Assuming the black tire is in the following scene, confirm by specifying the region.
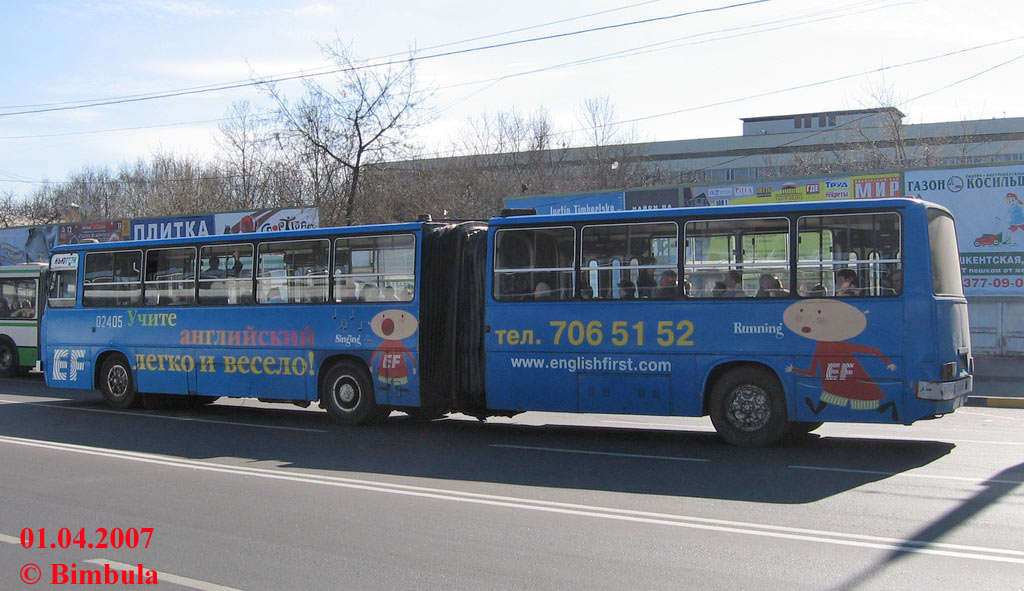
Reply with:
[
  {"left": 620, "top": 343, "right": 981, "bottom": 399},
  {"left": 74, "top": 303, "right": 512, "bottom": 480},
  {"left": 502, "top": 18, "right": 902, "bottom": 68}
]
[
  {"left": 99, "top": 355, "right": 140, "bottom": 409},
  {"left": 186, "top": 395, "right": 219, "bottom": 409},
  {"left": 404, "top": 407, "right": 447, "bottom": 422},
  {"left": 320, "top": 361, "right": 386, "bottom": 425},
  {"left": 709, "top": 367, "right": 789, "bottom": 447},
  {"left": 0, "top": 340, "right": 19, "bottom": 378}
]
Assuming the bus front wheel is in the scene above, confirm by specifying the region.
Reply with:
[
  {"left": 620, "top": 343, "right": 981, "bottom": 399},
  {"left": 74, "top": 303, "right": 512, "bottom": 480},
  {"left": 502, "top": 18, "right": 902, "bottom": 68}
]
[
  {"left": 99, "top": 355, "right": 140, "bottom": 409},
  {"left": 321, "top": 361, "right": 386, "bottom": 425},
  {"left": 709, "top": 367, "right": 789, "bottom": 447},
  {"left": 0, "top": 341, "right": 19, "bottom": 378}
]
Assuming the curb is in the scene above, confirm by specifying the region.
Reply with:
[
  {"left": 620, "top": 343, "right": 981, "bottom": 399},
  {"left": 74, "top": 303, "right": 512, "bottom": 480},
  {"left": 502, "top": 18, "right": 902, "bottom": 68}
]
[{"left": 966, "top": 396, "right": 1024, "bottom": 409}]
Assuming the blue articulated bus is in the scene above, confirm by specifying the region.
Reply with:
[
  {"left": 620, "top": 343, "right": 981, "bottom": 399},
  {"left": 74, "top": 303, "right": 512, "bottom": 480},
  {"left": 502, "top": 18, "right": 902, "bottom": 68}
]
[{"left": 42, "top": 198, "right": 973, "bottom": 446}]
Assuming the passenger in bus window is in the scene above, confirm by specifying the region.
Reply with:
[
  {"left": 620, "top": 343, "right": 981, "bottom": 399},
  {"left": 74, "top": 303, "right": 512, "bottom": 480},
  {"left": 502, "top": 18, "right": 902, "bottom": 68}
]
[
  {"left": 807, "top": 283, "right": 827, "bottom": 297},
  {"left": 361, "top": 284, "right": 380, "bottom": 302},
  {"left": 757, "top": 274, "right": 787, "bottom": 298},
  {"left": 712, "top": 281, "right": 727, "bottom": 298},
  {"left": 533, "top": 282, "right": 552, "bottom": 300},
  {"left": 230, "top": 250, "right": 245, "bottom": 277},
  {"left": 724, "top": 270, "right": 745, "bottom": 297},
  {"left": 579, "top": 284, "right": 594, "bottom": 299},
  {"left": 836, "top": 268, "right": 859, "bottom": 296},
  {"left": 656, "top": 270, "right": 678, "bottom": 298},
  {"left": 14, "top": 300, "right": 35, "bottom": 318},
  {"left": 0, "top": 298, "right": 10, "bottom": 317},
  {"left": 204, "top": 256, "right": 224, "bottom": 277},
  {"left": 618, "top": 279, "right": 636, "bottom": 299},
  {"left": 884, "top": 268, "right": 904, "bottom": 295},
  {"left": 636, "top": 259, "right": 657, "bottom": 298}
]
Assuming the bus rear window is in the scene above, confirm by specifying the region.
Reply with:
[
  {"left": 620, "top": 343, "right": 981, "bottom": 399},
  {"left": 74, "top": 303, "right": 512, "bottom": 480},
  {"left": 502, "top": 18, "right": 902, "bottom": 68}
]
[{"left": 928, "top": 209, "right": 964, "bottom": 296}]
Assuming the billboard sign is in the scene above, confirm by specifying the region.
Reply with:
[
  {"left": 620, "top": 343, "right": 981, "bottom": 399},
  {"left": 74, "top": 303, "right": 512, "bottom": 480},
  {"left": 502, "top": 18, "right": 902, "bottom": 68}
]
[
  {"left": 131, "top": 215, "right": 216, "bottom": 241},
  {"left": 0, "top": 225, "right": 58, "bottom": 265},
  {"left": 699, "top": 173, "right": 902, "bottom": 206},
  {"left": 504, "top": 193, "right": 625, "bottom": 215},
  {"left": 59, "top": 221, "right": 127, "bottom": 244},
  {"left": 625, "top": 188, "right": 680, "bottom": 210},
  {"left": 906, "top": 165, "right": 1024, "bottom": 296},
  {"left": 215, "top": 208, "right": 319, "bottom": 234}
]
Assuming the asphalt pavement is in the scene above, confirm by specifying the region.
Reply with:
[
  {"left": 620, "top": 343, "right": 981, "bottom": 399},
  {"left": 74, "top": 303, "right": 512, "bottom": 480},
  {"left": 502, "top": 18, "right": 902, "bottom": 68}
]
[{"left": 0, "top": 374, "right": 1021, "bottom": 590}]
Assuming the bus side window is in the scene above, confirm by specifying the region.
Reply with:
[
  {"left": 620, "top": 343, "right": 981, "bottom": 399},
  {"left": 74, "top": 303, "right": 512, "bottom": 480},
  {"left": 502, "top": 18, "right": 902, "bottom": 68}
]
[
  {"left": 797, "top": 213, "right": 901, "bottom": 298},
  {"left": 492, "top": 227, "right": 574, "bottom": 302}
]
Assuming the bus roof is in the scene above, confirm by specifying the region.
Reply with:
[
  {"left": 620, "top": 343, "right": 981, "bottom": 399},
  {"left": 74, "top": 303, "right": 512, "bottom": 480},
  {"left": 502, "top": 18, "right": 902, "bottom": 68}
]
[
  {"left": 48, "top": 220, "right": 428, "bottom": 253},
  {"left": 0, "top": 262, "right": 47, "bottom": 275},
  {"left": 487, "top": 197, "right": 946, "bottom": 227}
]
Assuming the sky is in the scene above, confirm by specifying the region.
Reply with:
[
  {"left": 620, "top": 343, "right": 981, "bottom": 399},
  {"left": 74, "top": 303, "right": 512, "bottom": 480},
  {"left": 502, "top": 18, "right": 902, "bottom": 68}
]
[{"left": 2, "top": 0, "right": 1023, "bottom": 199}]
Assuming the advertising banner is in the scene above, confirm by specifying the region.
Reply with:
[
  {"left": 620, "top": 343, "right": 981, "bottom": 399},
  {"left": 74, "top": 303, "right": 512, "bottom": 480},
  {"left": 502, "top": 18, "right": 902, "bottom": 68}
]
[
  {"left": 696, "top": 173, "right": 902, "bottom": 206},
  {"left": 131, "top": 215, "right": 216, "bottom": 241},
  {"left": 59, "top": 221, "right": 127, "bottom": 244},
  {"left": 624, "top": 188, "right": 680, "bottom": 210},
  {"left": 906, "top": 165, "right": 1024, "bottom": 296},
  {"left": 215, "top": 208, "right": 319, "bottom": 234},
  {"left": 0, "top": 225, "right": 58, "bottom": 265},
  {"left": 504, "top": 193, "right": 625, "bottom": 215}
]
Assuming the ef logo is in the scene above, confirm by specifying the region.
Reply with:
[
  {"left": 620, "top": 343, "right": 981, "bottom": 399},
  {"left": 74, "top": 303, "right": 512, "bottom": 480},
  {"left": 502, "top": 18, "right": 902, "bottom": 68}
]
[{"left": 52, "top": 349, "right": 85, "bottom": 381}]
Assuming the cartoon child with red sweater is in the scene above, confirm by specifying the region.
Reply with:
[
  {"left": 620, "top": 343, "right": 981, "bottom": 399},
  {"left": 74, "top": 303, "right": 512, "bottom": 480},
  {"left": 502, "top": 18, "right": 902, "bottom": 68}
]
[
  {"left": 369, "top": 309, "right": 418, "bottom": 392},
  {"left": 784, "top": 299, "right": 899, "bottom": 420}
]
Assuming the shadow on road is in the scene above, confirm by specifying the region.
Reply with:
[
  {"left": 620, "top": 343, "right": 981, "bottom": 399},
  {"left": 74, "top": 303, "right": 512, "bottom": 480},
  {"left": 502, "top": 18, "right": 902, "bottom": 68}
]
[
  {"left": 0, "top": 379, "right": 956, "bottom": 504},
  {"left": 830, "top": 461, "right": 1024, "bottom": 590}
]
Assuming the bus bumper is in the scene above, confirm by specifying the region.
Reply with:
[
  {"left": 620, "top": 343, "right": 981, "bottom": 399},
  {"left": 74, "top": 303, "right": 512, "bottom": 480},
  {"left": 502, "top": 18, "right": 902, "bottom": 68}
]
[{"left": 916, "top": 375, "right": 973, "bottom": 401}]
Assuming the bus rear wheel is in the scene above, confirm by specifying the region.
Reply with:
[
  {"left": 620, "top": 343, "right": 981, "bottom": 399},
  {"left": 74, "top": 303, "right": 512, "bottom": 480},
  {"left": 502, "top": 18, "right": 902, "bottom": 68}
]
[
  {"left": 0, "top": 341, "right": 18, "bottom": 377},
  {"left": 99, "top": 355, "right": 140, "bottom": 409},
  {"left": 321, "top": 361, "right": 386, "bottom": 425},
  {"left": 709, "top": 367, "right": 789, "bottom": 447}
]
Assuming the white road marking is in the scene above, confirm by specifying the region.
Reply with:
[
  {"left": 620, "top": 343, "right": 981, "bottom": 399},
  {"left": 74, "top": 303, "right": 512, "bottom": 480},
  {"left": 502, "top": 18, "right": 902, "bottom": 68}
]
[
  {"left": 491, "top": 444, "right": 708, "bottom": 462},
  {"left": 600, "top": 419, "right": 716, "bottom": 430},
  {"left": 85, "top": 560, "right": 241, "bottom": 591},
  {"left": 789, "top": 465, "right": 1024, "bottom": 485},
  {"left": 0, "top": 399, "right": 327, "bottom": 433},
  {"left": 843, "top": 433, "right": 1024, "bottom": 446},
  {"left": 1, "top": 435, "right": 1022, "bottom": 565},
  {"left": 959, "top": 410, "right": 1024, "bottom": 422},
  {"left": 0, "top": 533, "right": 20, "bottom": 544}
]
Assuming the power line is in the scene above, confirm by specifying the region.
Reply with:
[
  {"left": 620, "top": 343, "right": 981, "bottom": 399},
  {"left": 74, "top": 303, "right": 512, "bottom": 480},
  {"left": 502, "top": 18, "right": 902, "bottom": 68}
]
[
  {"left": 0, "top": 0, "right": 672, "bottom": 112},
  {"left": 0, "top": 0, "right": 880, "bottom": 141},
  {"left": 4, "top": 36, "right": 1021, "bottom": 187},
  {"left": 691, "top": 50, "right": 1024, "bottom": 175},
  {"left": 0, "top": 0, "right": 770, "bottom": 119},
  {"left": 433, "top": 0, "right": 911, "bottom": 114}
]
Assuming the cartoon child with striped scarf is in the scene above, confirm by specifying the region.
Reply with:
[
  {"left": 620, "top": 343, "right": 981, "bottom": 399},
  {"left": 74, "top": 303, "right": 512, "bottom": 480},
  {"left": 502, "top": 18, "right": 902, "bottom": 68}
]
[{"left": 784, "top": 299, "right": 899, "bottom": 420}]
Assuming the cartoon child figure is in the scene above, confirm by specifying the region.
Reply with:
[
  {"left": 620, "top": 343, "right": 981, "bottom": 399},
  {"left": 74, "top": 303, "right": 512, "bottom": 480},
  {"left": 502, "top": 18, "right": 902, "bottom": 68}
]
[
  {"left": 1006, "top": 193, "right": 1024, "bottom": 233},
  {"left": 783, "top": 299, "right": 899, "bottom": 420},
  {"left": 369, "top": 309, "right": 418, "bottom": 392}
]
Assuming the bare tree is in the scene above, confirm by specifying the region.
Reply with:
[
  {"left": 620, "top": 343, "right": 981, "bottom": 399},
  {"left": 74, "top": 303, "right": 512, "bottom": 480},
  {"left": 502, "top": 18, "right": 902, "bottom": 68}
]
[
  {"left": 217, "top": 100, "right": 274, "bottom": 209},
  {"left": 264, "top": 41, "right": 430, "bottom": 225},
  {"left": 0, "top": 191, "right": 21, "bottom": 227}
]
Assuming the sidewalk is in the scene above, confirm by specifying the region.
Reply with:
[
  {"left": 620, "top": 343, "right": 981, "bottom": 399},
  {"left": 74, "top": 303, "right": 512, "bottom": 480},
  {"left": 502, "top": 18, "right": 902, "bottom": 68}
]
[{"left": 966, "top": 356, "right": 1024, "bottom": 408}]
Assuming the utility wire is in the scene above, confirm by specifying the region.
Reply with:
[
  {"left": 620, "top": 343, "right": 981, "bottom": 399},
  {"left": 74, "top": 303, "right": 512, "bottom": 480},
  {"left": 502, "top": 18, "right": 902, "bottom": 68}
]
[
  {"left": 0, "top": 0, "right": 673, "bottom": 111},
  {"left": 0, "top": 0, "right": 770, "bottom": 119}
]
